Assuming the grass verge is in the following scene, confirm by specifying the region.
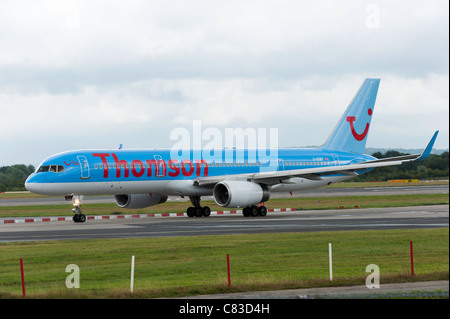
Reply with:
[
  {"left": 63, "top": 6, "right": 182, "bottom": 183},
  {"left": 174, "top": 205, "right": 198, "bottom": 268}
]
[{"left": 0, "top": 228, "right": 448, "bottom": 298}]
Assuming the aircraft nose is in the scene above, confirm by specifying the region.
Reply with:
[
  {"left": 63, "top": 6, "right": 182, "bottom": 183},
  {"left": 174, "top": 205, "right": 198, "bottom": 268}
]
[{"left": 25, "top": 174, "right": 42, "bottom": 194}]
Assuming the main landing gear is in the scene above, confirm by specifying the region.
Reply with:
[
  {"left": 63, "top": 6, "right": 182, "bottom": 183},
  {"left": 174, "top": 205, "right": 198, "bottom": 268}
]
[
  {"left": 242, "top": 205, "right": 267, "bottom": 217},
  {"left": 71, "top": 197, "right": 86, "bottom": 223},
  {"left": 186, "top": 196, "right": 211, "bottom": 217}
]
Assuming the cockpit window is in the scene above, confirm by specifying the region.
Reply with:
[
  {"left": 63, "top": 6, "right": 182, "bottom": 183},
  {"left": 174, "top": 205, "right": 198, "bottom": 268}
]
[
  {"left": 37, "top": 165, "right": 49, "bottom": 173},
  {"left": 37, "top": 165, "right": 65, "bottom": 173}
]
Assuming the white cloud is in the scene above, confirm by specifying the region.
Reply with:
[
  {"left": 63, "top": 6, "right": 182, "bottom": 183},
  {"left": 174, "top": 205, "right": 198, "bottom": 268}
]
[
  {"left": 0, "top": 0, "right": 448, "bottom": 166},
  {"left": 1, "top": 73, "right": 447, "bottom": 143},
  {"left": 1, "top": 1, "right": 447, "bottom": 74}
]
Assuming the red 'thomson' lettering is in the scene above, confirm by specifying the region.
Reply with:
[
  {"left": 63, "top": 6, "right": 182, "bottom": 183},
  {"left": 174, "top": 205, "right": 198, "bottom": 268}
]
[{"left": 92, "top": 153, "right": 208, "bottom": 178}]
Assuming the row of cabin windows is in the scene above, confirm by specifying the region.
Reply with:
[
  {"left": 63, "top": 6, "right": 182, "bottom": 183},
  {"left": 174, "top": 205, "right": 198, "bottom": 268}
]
[
  {"left": 285, "top": 161, "right": 331, "bottom": 167},
  {"left": 92, "top": 160, "right": 331, "bottom": 170},
  {"left": 93, "top": 162, "right": 265, "bottom": 170}
]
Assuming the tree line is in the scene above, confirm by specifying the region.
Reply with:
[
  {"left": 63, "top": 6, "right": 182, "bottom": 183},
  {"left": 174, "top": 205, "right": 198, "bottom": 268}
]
[
  {"left": 0, "top": 151, "right": 448, "bottom": 192},
  {"left": 0, "top": 164, "right": 36, "bottom": 192},
  {"left": 351, "top": 151, "right": 449, "bottom": 182}
]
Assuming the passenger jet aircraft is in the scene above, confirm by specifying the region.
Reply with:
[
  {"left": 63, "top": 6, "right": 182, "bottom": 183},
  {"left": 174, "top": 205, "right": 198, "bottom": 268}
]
[{"left": 25, "top": 79, "right": 439, "bottom": 222}]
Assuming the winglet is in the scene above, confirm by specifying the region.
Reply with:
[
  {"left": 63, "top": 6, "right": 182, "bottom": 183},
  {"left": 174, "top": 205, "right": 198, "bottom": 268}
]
[{"left": 417, "top": 131, "right": 439, "bottom": 160}]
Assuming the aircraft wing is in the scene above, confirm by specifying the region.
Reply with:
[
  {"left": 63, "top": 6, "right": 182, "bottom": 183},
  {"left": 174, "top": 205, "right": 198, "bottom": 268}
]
[{"left": 193, "top": 131, "right": 439, "bottom": 187}]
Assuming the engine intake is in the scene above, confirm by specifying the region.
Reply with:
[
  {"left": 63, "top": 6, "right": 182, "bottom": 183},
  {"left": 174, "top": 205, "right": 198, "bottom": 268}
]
[
  {"left": 114, "top": 193, "right": 168, "bottom": 209},
  {"left": 213, "top": 181, "right": 270, "bottom": 208}
]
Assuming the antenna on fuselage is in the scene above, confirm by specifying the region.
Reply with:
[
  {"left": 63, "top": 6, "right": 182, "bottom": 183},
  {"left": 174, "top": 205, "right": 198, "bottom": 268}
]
[{"left": 119, "top": 144, "right": 123, "bottom": 149}]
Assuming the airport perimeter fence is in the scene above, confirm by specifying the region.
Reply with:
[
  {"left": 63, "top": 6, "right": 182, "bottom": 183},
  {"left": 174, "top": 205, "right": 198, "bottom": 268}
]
[{"left": 1, "top": 231, "right": 447, "bottom": 298}]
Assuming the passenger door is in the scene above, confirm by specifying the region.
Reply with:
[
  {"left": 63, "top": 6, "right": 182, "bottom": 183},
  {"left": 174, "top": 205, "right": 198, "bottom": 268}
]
[
  {"left": 153, "top": 155, "right": 166, "bottom": 177},
  {"left": 77, "top": 155, "right": 90, "bottom": 179},
  {"left": 331, "top": 153, "right": 340, "bottom": 166}
]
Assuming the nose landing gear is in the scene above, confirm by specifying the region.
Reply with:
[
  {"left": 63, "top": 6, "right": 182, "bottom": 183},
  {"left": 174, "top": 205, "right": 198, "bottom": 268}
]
[{"left": 71, "top": 196, "right": 86, "bottom": 223}]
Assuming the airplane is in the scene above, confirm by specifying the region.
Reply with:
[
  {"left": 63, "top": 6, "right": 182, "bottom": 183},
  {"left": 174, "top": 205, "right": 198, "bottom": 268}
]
[{"left": 25, "top": 78, "right": 439, "bottom": 223}]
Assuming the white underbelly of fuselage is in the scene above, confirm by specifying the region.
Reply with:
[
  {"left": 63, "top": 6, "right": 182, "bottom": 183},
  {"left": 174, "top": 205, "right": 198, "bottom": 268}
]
[{"left": 27, "top": 175, "right": 352, "bottom": 197}]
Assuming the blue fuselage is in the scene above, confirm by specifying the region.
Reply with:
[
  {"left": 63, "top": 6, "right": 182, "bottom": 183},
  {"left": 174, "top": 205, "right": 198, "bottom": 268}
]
[{"left": 25, "top": 148, "right": 375, "bottom": 196}]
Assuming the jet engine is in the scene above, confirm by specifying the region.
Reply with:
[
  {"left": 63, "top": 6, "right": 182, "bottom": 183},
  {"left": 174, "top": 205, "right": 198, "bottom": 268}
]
[
  {"left": 213, "top": 181, "right": 270, "bottom": 208},
  {"left": 114, "top": 193, "right": 168, "bottom": 209}
]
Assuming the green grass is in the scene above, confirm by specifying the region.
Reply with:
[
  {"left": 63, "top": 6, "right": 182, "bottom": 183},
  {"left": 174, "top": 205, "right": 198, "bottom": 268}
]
[
  {"left": 0, "top": 194, "right": 448, "bottom": 218},
  {"left": 0, "top": 228, "right": 448, "bottom": 298}
]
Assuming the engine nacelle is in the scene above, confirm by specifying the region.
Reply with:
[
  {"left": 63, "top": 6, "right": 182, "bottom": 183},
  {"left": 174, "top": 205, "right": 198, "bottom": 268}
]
[
  {"left": 114, "top": 193, "right": 168, "bottom": 209},
  {"left": 213, "top": 181, "right": 270, "bottom": 208}
]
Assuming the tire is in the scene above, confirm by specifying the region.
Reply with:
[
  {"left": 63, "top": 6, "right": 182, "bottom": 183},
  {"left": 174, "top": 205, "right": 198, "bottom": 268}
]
[
  {"left": 194, "top": 206, "right": 203, "bottom": 217},
  {"left": 202, "top": 206, "right": 211, "bottom": 217},
  {"left": 258, "top": 206, "right": 267, "bottom": 217},
  {"left": 250, "top": 206, "right": 259, "bottom": 217},
  {"left": 242, "top": 207, "right": 251, "bottom": 217},
  {"left": 187, "top": 207, "right": 195, "bottom": 217},
  {"left": 79, "top": 214, "right": 86, "bottom": 223}
]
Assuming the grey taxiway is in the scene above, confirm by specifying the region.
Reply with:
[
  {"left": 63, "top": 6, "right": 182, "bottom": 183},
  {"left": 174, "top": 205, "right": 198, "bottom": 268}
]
[
  {"left": 0, "top": 183, "right": 448, "bottom": 242},
  {"left": 0, "top": 205, "right": 448, "bottom": 242}
]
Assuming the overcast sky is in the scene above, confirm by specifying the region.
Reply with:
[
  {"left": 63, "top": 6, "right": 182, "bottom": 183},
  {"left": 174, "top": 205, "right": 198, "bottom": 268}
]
[{"left": 0, "top": 0, "right": 448, "bottom": 166}]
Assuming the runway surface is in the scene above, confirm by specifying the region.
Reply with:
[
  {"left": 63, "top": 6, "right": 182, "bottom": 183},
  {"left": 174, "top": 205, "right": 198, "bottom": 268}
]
[
  {"left": 0, "top": 205, "right": 448, "bottom": 242},
  {"left": 182, "top": 280, "right": 449, "bottom": 299}
]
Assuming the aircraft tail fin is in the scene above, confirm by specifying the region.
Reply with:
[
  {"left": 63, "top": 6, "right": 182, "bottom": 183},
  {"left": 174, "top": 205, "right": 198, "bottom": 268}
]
[{"left": 320, "top": 78, "right": 380, "bottom": 154}]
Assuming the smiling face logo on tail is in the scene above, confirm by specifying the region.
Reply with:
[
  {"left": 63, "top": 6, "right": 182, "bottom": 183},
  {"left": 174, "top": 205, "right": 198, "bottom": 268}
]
[
  {"left": 346, "top": 108, "right": 373, "bottom": 141},
  {"left": 320, "top": 78, "right": 380, "bottom": 154}
]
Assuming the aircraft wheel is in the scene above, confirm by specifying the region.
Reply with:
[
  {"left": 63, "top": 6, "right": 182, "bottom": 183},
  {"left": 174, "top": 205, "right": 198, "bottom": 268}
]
[
  {"left": 258, "top": 206, "right": 267, "bottom": 217},
  {"left": 194, "top": 206, "right": 203, "bottom": 217},
  {"left": 250, "top": 206, "right": 259, "bottom": 217},
  {"left": 73, "top": 214, "right": 86, "bottom": 223},
  {"left": 242, "top": 207, "right": 251, "bottom": 217},
  {"left": 187, "top": 207, "right": 195, "bottom": 217},
  {"left": 202, "top": 206, "right": 211, "bottom": 217}
]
